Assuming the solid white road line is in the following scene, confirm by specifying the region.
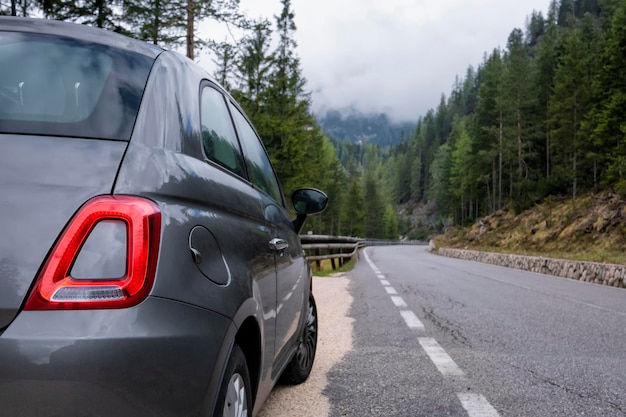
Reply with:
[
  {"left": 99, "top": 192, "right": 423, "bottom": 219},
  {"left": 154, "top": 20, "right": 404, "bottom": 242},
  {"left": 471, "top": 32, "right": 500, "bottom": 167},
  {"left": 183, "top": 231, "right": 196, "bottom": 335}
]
[
  {"left": 457, "top": 393, "right": 501, "bottom": 417},
  {"left": 418, "top": 337, "right": 465, "bottom": 377},
  {"left": 400, "top": 310, "right": 425, "bottom": 330}
]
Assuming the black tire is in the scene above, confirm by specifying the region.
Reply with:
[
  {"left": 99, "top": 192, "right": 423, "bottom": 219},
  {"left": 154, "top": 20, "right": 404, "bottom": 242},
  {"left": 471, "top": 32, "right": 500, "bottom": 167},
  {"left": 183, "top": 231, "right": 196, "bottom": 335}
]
[
  {"left": 213, "top": 344, "right": 252, "bottom": 417},
  {"left": 280, "top": 293, "right": 318, "bottom": 385}
]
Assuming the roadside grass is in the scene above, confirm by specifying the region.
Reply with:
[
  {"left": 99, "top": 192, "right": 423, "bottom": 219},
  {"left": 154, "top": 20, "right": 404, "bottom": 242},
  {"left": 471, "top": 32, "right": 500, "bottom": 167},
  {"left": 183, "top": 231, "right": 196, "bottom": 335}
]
[
  {"left": 311, "top": 257, "right": 356, "bottom": 277},
  {"left": 443, "top": 243, "right": 626, "bottom": 265}
]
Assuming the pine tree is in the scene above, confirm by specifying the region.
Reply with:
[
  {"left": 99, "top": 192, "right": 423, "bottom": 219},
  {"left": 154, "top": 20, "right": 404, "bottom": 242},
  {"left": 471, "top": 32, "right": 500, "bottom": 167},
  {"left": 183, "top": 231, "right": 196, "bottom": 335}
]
[
  {"left": 382, "top": 204, "right": 399, "bottom": 239},
  {"left": 233, "top": 19, "right": 273, "bottom": 116},
  {"left": 549, "top": 13, "right": 599, "bottom": 198},
  {"left": 534, "top": 1, "right": 561, "bottom": 183},
  {"left": 502, "top": 28, "right": 540, "bottom": 206},
  {"left": 587, "top": 3, "right": 626, "bottom": 191},
  {"left": 526, "top": 10, "right": 546, "bottom": 48},
  {"left": 476, "top": 49, "right": 506, "bottom": 211},
  {"left": 211, "top": 39, "right": 237, "bottom": 91},
  {"left": 344, "top": 178, "right": 365, "bottom": 237},
  {"left": 558, "top": 0, "right": 576, "bottom": 26},
  {"left": 40, "top": 0, "right": 124, "bottom": 31},
  {"left": 256, "top": 0, "right": 313, "bottom": 196},
  {"left": 449, "top": 117, "right": 477, "bottom": 222},
  {"left": 5, "top": 0, "right": 35, "bottom": 16},
  {"left": 363, "top": 172, "right": 385, "bottom": 238},
  {"left": 185, "top": 0, "right": 244, "bottom": 59},
  {"left": 123, "top": 0, "right": 183, "bottom": 45},
  {"left": 428, "top": 143, "right": 453, "bottom": 216}
]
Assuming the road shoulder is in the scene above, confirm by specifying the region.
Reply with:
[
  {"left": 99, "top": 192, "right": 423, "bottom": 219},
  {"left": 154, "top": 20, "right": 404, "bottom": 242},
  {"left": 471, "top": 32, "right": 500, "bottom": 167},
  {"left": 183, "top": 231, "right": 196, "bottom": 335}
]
[{"left": 257, "top": 274, "right": 354, "bottom": 417}]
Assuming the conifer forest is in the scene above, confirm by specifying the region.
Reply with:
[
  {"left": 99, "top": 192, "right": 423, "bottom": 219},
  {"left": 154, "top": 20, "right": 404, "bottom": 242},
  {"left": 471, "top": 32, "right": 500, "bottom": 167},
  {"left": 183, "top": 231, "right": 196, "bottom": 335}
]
[{"left": 3, "top": 0, "right": 626, "bottom": 240}]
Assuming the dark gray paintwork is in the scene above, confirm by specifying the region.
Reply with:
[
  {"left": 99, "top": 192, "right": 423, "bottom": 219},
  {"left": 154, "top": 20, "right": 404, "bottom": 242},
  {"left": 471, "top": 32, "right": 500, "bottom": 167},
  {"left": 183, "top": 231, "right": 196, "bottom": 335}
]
[
  {"left": 0, "top": 17, "right": 324, "bottom": 417},
  {"left": 0, "top": 135, "right": 127, "bottom": 328}
]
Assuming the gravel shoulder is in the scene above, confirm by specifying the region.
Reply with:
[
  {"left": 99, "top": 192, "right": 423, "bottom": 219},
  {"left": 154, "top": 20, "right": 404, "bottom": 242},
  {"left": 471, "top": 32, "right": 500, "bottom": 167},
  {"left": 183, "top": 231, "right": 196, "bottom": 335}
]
[{"left": 257, "top": 275, "right": 354, "bottom": 417}]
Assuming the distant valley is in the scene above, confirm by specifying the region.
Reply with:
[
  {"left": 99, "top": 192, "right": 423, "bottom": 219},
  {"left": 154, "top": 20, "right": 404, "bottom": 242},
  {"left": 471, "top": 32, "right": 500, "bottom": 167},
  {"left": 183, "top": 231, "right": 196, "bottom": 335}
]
[{"left": 316, "top": 109, "right": 416, "bottom": 147}]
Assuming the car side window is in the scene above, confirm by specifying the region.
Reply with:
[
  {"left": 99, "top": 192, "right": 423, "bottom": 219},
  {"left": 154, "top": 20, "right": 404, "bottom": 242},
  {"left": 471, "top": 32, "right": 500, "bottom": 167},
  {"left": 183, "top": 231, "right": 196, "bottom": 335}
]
[
  {"left": 200, "top": 86, "right": 245, "bottom": 177},
  {"left": 230, "top": 105, "right": 284, "bottom": 205}
]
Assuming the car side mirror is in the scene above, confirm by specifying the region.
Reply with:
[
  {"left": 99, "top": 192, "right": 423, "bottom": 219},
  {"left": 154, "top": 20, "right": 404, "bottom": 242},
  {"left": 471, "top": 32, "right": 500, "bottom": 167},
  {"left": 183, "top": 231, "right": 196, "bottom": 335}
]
[{"left": 291, "top": 188, "right": 328, "bottom": 233}]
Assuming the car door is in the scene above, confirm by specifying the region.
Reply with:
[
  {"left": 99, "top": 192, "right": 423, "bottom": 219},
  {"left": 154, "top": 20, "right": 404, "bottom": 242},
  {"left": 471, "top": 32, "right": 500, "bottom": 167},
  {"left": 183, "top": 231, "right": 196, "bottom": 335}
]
[
  {"left": 261, "top": 198, "right": 307, "bottom": 364},
  {"left": 228, "top": 104, "right": 305, "bottom": 367},
  {"left": 197, "top": 85, "right": 278, "bottom": 359}
]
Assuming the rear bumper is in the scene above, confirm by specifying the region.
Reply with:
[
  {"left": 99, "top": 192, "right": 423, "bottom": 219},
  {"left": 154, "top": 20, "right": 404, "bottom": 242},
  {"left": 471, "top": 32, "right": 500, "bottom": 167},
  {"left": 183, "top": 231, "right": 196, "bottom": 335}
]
[{"left": 0, "top": 296, "right": 232, "bottom": 417}]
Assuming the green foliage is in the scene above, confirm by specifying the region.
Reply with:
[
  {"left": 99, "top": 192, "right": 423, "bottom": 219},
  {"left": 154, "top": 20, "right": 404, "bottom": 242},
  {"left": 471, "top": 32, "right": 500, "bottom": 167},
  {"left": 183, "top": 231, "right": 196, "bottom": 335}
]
[
  {"left": 12, "top": 0, "right": 626, "bottom": 238},
  {"left": 344, "top": 178, "right": 365, "bottom": 237},
  {"left": 428, "top": 143, "right": 453, "bottom": 214},
  {"left": 382, "top": 204, "right": 399, "bottom": 239},
  {"left": 40, "top": 0, "right": 125, "bottom": 31},
  {"left": 381, "top": 0, "right": 626, "bottom": 232},
  {"left": 586, "top": 2, "right": 626, "bottom": 186},
  {"left": 122, "top": 0, "right": 183, "bottom": 45},
  {"left": 549, "top": 14, "right": 599, "bottom": 197}
]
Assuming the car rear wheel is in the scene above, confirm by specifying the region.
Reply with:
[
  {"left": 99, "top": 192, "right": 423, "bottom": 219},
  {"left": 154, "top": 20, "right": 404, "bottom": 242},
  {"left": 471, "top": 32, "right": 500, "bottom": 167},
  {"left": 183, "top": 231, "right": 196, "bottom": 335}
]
[
  {"left": 214, "top": 344, "right": 251, "bottom": 417},
  {"left": 280, "top": 293, "right": 318, "bottom": 384}
]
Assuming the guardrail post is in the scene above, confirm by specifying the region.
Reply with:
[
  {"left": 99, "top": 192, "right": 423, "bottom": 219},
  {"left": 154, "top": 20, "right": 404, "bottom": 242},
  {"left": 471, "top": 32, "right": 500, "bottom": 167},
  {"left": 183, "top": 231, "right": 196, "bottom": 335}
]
[{"left": 314, "top": 248, "right": 321, "bottom": 270}]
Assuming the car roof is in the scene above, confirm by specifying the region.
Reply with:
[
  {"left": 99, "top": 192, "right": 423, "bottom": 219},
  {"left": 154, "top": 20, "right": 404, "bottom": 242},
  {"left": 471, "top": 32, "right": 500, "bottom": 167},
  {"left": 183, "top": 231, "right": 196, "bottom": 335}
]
[{"left": 0, "top": 16, "right": 163, "bottom": 59}]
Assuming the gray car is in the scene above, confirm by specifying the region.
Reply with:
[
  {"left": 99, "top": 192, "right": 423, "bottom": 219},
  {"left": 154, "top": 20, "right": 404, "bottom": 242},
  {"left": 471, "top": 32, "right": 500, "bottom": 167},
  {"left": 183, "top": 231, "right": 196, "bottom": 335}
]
[{"left": 0, "top": 17, "right": 327, "bottom": 417}]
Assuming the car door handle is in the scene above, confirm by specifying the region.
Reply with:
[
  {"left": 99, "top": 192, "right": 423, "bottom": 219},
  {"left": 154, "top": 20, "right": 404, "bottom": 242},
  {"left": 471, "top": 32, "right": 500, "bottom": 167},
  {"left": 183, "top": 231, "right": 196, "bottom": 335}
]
[{"left": 269, "top": 238, "right": 289, "bottom": 252}]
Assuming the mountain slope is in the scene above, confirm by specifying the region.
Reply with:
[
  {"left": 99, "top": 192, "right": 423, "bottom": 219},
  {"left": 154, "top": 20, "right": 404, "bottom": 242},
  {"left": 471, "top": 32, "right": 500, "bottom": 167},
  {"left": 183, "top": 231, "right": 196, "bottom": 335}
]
[{"left": 435, "top": 191, "right": 626, "bottom": 265}]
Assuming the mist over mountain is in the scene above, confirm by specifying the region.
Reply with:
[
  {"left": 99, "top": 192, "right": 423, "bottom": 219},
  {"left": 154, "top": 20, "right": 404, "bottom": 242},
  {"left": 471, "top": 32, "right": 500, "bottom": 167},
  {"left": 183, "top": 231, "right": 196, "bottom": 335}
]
[{"left": 316, "top": 109, "right": 416, "bottom": 147}]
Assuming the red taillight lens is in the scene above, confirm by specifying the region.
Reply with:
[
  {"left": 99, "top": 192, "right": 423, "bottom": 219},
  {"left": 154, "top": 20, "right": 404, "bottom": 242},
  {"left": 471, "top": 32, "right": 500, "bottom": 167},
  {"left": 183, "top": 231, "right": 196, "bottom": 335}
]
[{"left": 24, "top": 195, "right": 161, "bottom": 310}]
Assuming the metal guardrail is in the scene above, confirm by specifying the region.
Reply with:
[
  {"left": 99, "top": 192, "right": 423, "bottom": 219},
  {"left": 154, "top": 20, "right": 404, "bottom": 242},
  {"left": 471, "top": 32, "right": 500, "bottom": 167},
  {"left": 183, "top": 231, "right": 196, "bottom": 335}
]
[
  {"left": 300, "top": 235, "right": 364, "bottom": 270},
  {"left": 300, "top": 234, "right": 427, "bottom": 270}
]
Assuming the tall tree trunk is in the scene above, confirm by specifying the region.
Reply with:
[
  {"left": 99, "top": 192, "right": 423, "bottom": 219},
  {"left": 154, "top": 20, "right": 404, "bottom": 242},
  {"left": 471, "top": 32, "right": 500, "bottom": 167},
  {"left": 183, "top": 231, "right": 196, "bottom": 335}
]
[
  {"left": 573, "top": 149, "right": 577, "bottom": 200},
  {"left": 97, "top": 0, "right": 105, "bottom": 28},
  {"left": 491, "top": 162, "right": 496, "bottom": 213},
  {"left": 573, "top": 104, "right": 578, "bottom": 200},
  {"left": 186, "top": 0, "right": 195, "bottom": 59},
  {"left": 499, "top": 111, "right": 503, "bottom": 210},
  {"left": 517, "top": 105, "right": 523, "bottom": 195},
  {"left": 152, "top": 0, "right": 161, "bottom": 45},
  {"left": 546, "top": 101, "right": 551, "bottom": 179}
]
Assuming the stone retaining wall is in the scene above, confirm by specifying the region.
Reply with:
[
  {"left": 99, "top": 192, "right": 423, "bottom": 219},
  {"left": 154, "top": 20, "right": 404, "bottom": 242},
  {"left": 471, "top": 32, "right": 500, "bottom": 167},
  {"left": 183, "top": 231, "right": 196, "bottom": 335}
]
[{"left": 436, "top": 248, "right": 626, "bottom": 288}]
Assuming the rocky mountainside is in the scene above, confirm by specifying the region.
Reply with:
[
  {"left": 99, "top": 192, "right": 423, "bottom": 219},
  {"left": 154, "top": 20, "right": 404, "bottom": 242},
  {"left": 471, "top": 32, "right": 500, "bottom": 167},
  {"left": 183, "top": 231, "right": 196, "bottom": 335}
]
[{"left": 436, "top": 191, "right": 626, "bottom": 265}]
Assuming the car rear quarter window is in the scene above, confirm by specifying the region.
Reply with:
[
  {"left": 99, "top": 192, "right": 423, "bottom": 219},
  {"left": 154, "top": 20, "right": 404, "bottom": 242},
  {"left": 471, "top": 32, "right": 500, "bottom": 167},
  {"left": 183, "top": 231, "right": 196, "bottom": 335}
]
[
  {"left": 0, "top": 31, "right": 153, "bottom": 140},
  {"left": 200, "top": 85, "right": 245, "bottom": 177},
  {"left": 230, "top": 105, "right": 284, "bottom": 205}
]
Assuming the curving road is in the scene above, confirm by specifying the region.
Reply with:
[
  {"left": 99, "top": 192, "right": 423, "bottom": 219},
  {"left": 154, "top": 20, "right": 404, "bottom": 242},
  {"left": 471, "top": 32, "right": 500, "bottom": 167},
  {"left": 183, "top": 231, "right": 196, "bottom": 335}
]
[{"left": 260, "top": 246, "right": 626, "bottom": 416}]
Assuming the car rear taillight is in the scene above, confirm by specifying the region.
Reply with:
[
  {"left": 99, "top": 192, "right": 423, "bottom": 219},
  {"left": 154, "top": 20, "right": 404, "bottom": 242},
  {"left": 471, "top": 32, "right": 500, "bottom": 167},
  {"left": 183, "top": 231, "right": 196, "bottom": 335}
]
[{"left": 24, "top": 195, "right": 161, "bottom": 310}]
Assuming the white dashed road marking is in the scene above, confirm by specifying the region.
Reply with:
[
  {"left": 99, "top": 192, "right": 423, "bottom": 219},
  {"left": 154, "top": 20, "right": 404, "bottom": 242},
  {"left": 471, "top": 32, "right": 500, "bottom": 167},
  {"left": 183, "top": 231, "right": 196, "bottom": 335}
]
[
  {"left": 391, "top": 296, "right": 407, "bottom": 308},
  {"left": 457, "top": 394, "right": 501, "bottom": 417},
  {"left": 400, "top": 310, "right": 425, "bottom": 330},
  {"left": 384, "top": 286, "right": 398, "bottom": 295},
  {"left": 363, "top": 248, "right": 501, "bottom": 417},
  {"left": 418, "top": 337, "right": 465, "bottom": 377}
]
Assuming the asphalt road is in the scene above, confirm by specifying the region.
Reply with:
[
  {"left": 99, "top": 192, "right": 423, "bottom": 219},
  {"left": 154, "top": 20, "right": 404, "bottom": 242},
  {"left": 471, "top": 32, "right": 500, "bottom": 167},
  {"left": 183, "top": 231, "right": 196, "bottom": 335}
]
[{"left": 323, "top": 245, "right": 626, "bottom": 417}]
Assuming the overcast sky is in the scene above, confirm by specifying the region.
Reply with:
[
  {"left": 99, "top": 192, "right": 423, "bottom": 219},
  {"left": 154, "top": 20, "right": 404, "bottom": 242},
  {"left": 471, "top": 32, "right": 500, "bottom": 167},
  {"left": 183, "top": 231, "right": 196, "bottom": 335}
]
[{"left": 202, "top": 0, "right": 549, "bottom": 123}]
